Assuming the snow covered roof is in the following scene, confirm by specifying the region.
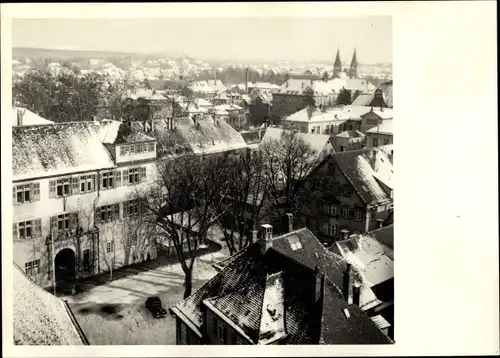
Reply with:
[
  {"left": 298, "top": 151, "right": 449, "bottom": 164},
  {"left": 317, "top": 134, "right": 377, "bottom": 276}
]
[
  {"left": 171, "top": 228, "right": 392, "bottom": 344},
  {"left": 12, "top": 108, "right": 54, "bottom": 126},
  {"left": 13, "top": 264, "right": 86, "bottom": 345},
  {"left": 335, "top": 230, "right": 394, "bottom": 287},
  {"left": 363, "top": 108, "right": 393, "bottom": 120},
  {"left": 336, "top": 130, "right": 365, "bottom": 139},
  {"left": 12, "top": 121, "right": 117, "bottom": 181},
  {"left": 125, "top": 89, "right": 166, "bottom": 101},
  {"left": 366, "top": 120, "right": 393, "bottom": 135},
  {"left": 154, "top": 116, "right": 248, "bottom": 157},
  {"left": 284, "top": 107, "right": 351, "bottom": 124},
  {"left": 261, "top": 127, "right": 332, "bottom": 155},
  {"left": 318, "top": 146, "right": 394, "bottom": 206}
]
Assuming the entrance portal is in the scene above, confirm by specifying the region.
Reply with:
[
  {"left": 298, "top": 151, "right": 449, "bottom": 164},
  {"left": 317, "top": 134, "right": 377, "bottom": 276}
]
[{"left": 54, "top": 248, "right": 76, "bottom": 283}]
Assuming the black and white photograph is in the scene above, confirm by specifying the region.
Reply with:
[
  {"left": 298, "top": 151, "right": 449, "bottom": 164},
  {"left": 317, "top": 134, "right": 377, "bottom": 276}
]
[
  {"left": 2, "top": 2, "right": 498, "bottom": 356},
  {"left": 9, "top": 14, "right": 394, "bottom": 346}
]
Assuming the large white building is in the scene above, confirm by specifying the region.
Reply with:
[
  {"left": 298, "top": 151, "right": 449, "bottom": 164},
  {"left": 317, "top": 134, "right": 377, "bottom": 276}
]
[{"left": 12, "top": 119, "right": 159, "bottom": 289}]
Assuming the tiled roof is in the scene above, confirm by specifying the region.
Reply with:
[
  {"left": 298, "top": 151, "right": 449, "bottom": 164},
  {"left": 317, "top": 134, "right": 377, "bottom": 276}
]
[
  {"left": 12, "top": 121, "right": 116, "bottom": 181},
  {"left": 325, "top": 146, "right": 394, "bottom": 206},
  {"left": 13, "top": 264, "right": 85, "bottom": 345},
  {"left": 369, "top": 225, "right": 394, "bottom": 249},
  {"left": 172, "top": 228, "right": 392, "bottom": 344},
  {"left": 153, "top": 115, "right": 247, "bottom": 157},
  {"left": 335, "top": 232, "right": 394, "bottom": 287}
]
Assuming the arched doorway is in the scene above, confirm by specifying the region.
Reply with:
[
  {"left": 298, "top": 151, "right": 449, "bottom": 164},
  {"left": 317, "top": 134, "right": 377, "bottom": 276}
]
[{"left": 54, "top": 248, "right": 76, "bottom": 283}]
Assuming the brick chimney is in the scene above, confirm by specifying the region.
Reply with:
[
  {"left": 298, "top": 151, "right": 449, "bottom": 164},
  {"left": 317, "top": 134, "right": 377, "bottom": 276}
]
[
  {"left": 260, "top": 224, "right": 273, "bottom": 254},
  {"left": 342, "top": 263, "right": 352, "bottom": 300},
  {"left": 285, "top": 213, "right": 293, "bottom": 234}
]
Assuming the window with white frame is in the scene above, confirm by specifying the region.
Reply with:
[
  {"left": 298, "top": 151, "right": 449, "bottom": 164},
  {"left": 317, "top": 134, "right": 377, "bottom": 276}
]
[
  {"left": 49, "top": 177, "right": 72, "bottom": 198},
  {"left": 79, "top": 174, "right": 95, "bottom": 193},
  {"left": 287, "top": 235, "right": 302, "bottom": 251},
  {"left": 13, "top": 219, "right": 42, "bottom": 240},
  {"left": 120, "top": 145, "right": 130, "bottom": 156},
  {"left": 130, "top": 144, "right": 136, "bottom": 155},
  {"left": 354, "top": 211, "right": 363, "bottom": 221},
  {"left": 13, "top": 182, "right": 40, "bottom": 204},
  {"left": 106, "top": 241, "right": 114, "bottom": 253},
  {"left": 124, "top": 199, "right": 144, "bottom": 217},
  {"left": 25, "top": 259, "right": 40, "bottom": 276},
  {"left": 372, "top": 138, "right": 379, "bottom": 147},
  {"left": 50, "top": 212, "right": 78, "bottom": 232},
  {"left": 330, "top": 205, "right": 337, "bottom": 216},
  {"left": 342, "top": 208, "right": 351, "bottom": 218},
  {"left": 124, "top": 167, "right": 146, "bottom": 185},
  {"left": 96, "top": 204, "right": 120, "bottom": 223},
  {"left": 101, "top": 170, "right": 122, "bottom": 189},
  {"left": 329, "top": 224, "right": 337, "bottom": 236}
]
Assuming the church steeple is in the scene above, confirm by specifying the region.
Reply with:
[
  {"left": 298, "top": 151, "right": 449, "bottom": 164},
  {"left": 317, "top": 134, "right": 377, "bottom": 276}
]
[
  {"left": 333, "top": 48, "right": 342, "bottom": 79},
  {"left": 349, "top": 48, "right": 358, "bottom": 79}
]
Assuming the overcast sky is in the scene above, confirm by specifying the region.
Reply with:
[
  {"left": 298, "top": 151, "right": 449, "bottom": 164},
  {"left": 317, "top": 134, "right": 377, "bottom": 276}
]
[{"left": 13, "top": 17, "right": 392, "bottom": 63}]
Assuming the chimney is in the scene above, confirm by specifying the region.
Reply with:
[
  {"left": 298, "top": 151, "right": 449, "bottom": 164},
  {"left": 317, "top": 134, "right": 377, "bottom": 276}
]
[
  {"left": 285, "top": 213, "right": 293, "bottom": 234},
  {"left": 340, "top": 228, "right": 349, "bottom": 240},
  {"left": 260, "top": 224, "right": 273, "bottom": 254},
  {"left": 306, "top": 105, "right": 313, "bottom": 121},
  {"left": 16, "top": 108, "right": 25, "bottom": 126},
  {"left": 313, "top": 266, "right": 325, "bottom": 303},
  {"left": 248, "top": 230, "right": 258, "bottom": 244},
  {"left": 352, "top": 282, "right": 361, "bottom": 306},
  {"left": 342, "top": 263, "right": 352, "bottom": 300}
]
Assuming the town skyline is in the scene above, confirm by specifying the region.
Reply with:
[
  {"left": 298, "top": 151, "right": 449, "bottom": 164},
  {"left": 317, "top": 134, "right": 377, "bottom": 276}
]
[{"left": 12, "top": 17, "right": 392, "bottom": 64}]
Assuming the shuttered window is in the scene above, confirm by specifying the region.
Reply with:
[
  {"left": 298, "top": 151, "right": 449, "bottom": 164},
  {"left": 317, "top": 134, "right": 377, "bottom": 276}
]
[
  {"left": 12, "top": 182, "right": 41, "bottom": 204},
  {"left": 13, "top": 219, "right": 42, "bottom": 239},
  {"left": 96, "top": 203, "right": 121, "bottom": 223}
]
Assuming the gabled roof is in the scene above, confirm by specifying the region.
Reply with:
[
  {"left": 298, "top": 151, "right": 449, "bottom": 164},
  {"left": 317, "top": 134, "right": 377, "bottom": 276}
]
[
  {"left": 335, "top": 231, "right": 394, "bottom": 287},
  {"left": 13, "top": 264, "right": 86, "bottom": 345},
  {"left": 261, "top": 127, "right": 332, "bottom": 155},
  {"left": 370, "top": 225, "right": 394, "bottom": 249},
  {"left": 12, "top": 121, "right": 117, "bottom": 181},
  {"left": 154, "top": 116, "right": 248, "bottom": 157},
  {"left": 322, "top": 146, "right": 394, "bottom": 206},
  {"left": 12, "top": 108, "right": 54, "bottom": 126},
  {"left": 362, "top": 108, "right": 394, "bottom": 120},
  {"left": 171, "top": 228, "right": 392, "bottom": 345},
  {"left": 336, "top": 130, "right": 365, "bottom": 139}
]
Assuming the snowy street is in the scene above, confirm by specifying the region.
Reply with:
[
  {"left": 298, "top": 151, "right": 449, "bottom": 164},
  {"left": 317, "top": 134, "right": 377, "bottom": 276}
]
[{"left": 66, "top": 243, "right": 230, "bottom": 345}]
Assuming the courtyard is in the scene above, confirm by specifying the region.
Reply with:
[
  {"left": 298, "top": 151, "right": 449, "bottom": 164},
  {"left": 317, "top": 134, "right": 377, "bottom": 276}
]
[{"left": 64, "top": 241, "right": 230, "bottom": 345}]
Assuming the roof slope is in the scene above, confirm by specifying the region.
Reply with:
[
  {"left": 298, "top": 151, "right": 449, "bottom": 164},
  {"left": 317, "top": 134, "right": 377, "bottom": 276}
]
[
  {"left": 12, "top": 108, "right": 54, "bottom": 126},
  {"left": 154, "top": 116, "right": 248, "bottom": 156},
  {"left": 12, "top": 121, "right": 117, "bottom": 181},
  {"left": 366, "top": 120, "right": 393, "bottom": 135},
  {"left": 13, "top": 264, "right": 85, "bottom": 345},
  {"left": 335, "top": 233, "right": 394, "bottom": 287},
  {"left": 172, "top": 229, "right": 392, "bottom": 344},
  {"left": 261, "top": 127, "right": 331, "bottom": 154},
  {"left": 330, "top": 146, "right": 394, "bottom": 206}
]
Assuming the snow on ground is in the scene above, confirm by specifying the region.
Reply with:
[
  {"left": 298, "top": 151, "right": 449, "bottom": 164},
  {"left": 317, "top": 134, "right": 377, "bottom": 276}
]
[{"left": 66, "top": 247, "right": 230, "bottom": 345}]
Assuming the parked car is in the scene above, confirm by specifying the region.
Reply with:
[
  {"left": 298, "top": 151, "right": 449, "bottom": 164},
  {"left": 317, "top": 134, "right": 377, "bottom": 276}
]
[{"left": 145, "top": 296, "right": 167, "bottom": 318}]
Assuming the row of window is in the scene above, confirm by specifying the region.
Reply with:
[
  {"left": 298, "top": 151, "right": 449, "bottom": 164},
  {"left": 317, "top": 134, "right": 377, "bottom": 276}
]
[
  {"left": 13, "top": 167, "right": 148, "bottom": 204},
  {"left": 119, "top": 142, "right": 155, "bottom": 157},
  {"left": 321, "top": 204, "right": 363, "bottom": 221},
  {"left": 372, "top": 138, "right": 391, "bottom": 147},
  {"left": 12, "top": 199, "right": 146, "bottom": 240}
]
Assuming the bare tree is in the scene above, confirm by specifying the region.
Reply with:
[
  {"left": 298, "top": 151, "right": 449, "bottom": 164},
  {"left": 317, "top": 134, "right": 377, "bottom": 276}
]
[
  {"left": 215, "top": 150, "right": 270, "bottom": 255},
  {"left": 259, "top": 130, "right": 324, "bottom": 230},
  {"left": 135, "top": 154, "right": 233, "bottom": 298}
]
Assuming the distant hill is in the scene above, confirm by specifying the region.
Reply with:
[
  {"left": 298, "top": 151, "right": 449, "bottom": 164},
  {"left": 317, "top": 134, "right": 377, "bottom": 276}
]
[{"left": 12, "top": 47, "right": 150, "bottom": 60}]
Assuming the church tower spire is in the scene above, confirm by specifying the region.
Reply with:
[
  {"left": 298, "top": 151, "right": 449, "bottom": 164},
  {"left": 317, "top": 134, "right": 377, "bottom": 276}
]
[
  {"left": 333, "top": 48, "right": 342, "bottom": 78},
  {"left": 349, "top": 48, "right": 358, "bottom": 79}
]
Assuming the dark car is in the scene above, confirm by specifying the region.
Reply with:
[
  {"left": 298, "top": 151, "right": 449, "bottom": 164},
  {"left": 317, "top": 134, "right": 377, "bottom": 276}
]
[{"left": 145, "top": 296, "right": 167, "bottom": 318}]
